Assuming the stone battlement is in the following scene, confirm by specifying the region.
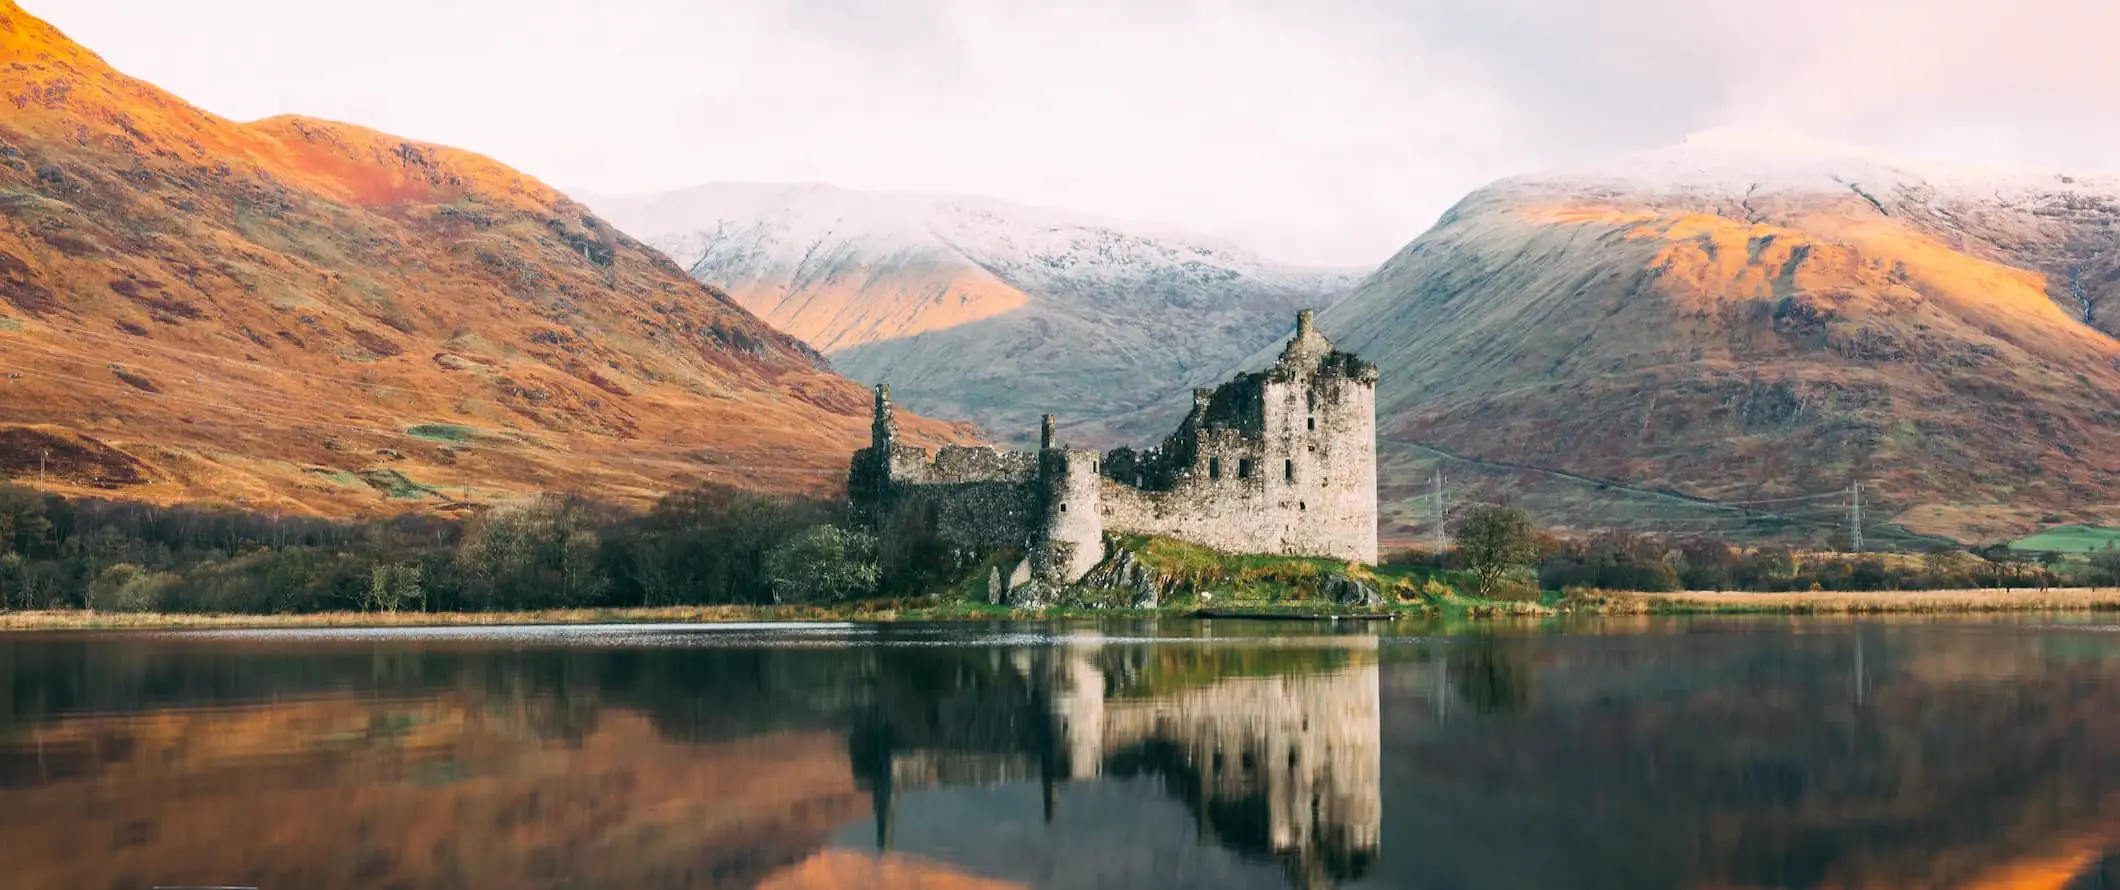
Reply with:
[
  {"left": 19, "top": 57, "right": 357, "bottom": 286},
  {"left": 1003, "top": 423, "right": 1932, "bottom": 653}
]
[{"left": 849, "top": 310, "right": 1379, "bottom": 587}]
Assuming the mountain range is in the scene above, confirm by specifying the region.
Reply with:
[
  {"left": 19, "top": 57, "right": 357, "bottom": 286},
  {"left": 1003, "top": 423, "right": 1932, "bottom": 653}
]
[
  {"left": 8, "top": 0, "right": 2120, "bottom": 546},
  {"left": 1314, "top": 131, "right": 2120, "bottom": 544},
  {"left": 0, "top": 0, "right": 965, "bottom": 514},
  {"left": 588, "top": 183, "right": 1363, "bottom": 447}
]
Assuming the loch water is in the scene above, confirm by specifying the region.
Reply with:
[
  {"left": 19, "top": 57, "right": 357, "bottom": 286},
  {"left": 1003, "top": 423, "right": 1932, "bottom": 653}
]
[{"left": 4, "top": 617, "right": 2119, "bottom": 889}]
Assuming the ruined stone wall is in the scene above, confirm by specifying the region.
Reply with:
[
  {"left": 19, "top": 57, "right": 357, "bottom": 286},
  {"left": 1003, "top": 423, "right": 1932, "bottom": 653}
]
[
  {"left": 858, "top": 441, "right": 1042, "bottom": 554},
  {"left": 922, "top": 480, "right": 1042, "bottom": 555},
  {"left": 853, "top": 310, "right": 1379, "bottom": 584},
  {"left": 887, "top": 445, "right": 1036, "bottom": 486},
  {"left": 1097, "top": 373, "right": 1376, "bottom": 565}
]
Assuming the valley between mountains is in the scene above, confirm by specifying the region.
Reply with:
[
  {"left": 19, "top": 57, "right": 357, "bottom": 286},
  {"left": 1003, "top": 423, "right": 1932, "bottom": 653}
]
[
  {"left": 6, "top": 0, "right": 2120, "bottom": 547},
  {"left": 602, "top": 135, "right": 2120, "bottom": 545}
]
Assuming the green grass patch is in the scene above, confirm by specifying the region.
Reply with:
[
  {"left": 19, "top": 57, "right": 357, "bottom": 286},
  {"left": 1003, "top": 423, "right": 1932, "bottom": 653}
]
[
  {"left": 302, "top": 467, "right": 363, "bottom": 488},
  {"left": 2011, "top": 525, "right": 2120, "bottom": 554},
  {"left": 407, "top": 423, "right": 480, "bottom": 443},
  {"left": 358, "top": 468, "right": 440, "bottom": 501},
  {"left": 1108, "top": 534, "right": 1483, "bottom": 608}
]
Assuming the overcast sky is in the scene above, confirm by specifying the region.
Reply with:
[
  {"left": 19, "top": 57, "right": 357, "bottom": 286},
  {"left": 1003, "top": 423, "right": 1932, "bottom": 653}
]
[{"left": 33, "top": 0, "right": 2120, "bottom": 266}]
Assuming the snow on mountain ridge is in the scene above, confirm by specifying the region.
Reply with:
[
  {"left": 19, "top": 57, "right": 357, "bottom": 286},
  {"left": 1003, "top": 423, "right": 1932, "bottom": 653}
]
[
  {"left": 588, "top": 182, "right": 1361, "bottom": 297},
  {"left": 1492, "top": 130, "right": 2120, "bottom": 206}
]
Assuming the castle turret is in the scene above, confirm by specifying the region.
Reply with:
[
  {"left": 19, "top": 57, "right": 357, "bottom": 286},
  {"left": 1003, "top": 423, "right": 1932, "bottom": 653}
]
[
  {"left": 1279, "top": 308, "right": 1335, "bottom": 368},
  {"left": 1036, "top": 448, "right": 1104, "bottom": 584},
  {"left": 1041, "top": 414, "right": 1057, "bottom": 451}
]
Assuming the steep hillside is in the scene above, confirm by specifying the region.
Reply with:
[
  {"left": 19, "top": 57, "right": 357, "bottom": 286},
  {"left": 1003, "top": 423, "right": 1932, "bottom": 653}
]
[
  {"left": 590, "top": 183, "right": 1362, "bottom": 447},
  {"left": 1316, "top": 132, "right": 2120, "bottom": 544},
  {"left": 0, "top": 2, "right": 967, "bottom": 514}
]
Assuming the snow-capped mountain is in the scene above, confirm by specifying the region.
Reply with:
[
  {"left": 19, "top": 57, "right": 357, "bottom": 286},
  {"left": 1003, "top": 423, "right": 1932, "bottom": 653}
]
[
  {"left": 1294, "top": 133, "right": 2120, "bottom": 543},
  {"left": 1498, "top": 128, "right": 2120, "bottom": 203},
  {"left": 588, "top": 183, "right": 1367, "bottom": 445}
]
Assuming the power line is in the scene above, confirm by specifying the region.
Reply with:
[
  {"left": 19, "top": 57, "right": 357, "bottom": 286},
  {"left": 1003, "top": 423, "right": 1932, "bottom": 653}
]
[
  {"left": 1850, "top": 479, "right": 1865, "bottom": 553},
  {"left": 1432, "top": 467, "right": 1445, "bottom": 553}
]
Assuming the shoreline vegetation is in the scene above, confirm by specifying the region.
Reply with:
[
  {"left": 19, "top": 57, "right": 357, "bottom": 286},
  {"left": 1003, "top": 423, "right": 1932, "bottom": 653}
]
[
  {"left": 4, "top": 482, "right": 2119, "bottom": 632},
  {"left": 8, "top": 587, "right": 2120, "bottom": 631}
]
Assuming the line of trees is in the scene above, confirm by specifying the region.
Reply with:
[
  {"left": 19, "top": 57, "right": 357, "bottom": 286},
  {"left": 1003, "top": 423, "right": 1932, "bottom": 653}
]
[
  {"left": 0, "top": 482, "right": 946, "bottom": 614},
  {"left": 1408, "top": 504, "right": 2087, "bottom": 598}
]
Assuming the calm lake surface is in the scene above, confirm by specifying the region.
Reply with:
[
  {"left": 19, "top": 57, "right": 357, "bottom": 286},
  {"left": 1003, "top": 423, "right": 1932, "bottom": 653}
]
[{"left": 5, "top": 617, "right": 2120, "bottom": 890}]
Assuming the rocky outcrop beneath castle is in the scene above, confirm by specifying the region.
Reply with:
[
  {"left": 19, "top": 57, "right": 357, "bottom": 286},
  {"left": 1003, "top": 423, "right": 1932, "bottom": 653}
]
[
  {"left": 1322, "top": 573, "right": 1382, "bottom": 608},
  {"left": 1069, "top": 537, "right": 1386, "bottom": 612},
  {"left": 1076, "top": 548, "right": 1174, "bottom": 609},
  {"left": 985, "top": 558, "right": 1061, "bottom": 609}
]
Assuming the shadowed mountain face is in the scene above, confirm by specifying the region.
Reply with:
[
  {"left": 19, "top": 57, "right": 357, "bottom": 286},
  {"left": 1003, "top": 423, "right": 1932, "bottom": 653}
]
[
  {"left": 589, "top": 183, "right": 1364, "bottom": 448},
  {"left": 0, "top": 2, "right": 968, "bottom": 514},
  {"left": 1300, "top": 135, "right": 2120, "bottom": 543}
]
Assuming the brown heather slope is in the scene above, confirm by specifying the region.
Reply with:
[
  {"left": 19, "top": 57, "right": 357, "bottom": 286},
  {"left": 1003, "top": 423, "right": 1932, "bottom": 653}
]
[
  {"left": 0, "top": 2, "right": 969, "bottom": 514},
  {"left": 1313, "top": 137, "right": 2120, "bottom": 544}
]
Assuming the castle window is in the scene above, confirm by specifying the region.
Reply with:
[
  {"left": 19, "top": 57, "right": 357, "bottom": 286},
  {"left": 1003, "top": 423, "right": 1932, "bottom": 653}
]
[
  {"left": 1238, "top": 458, "right": 1254, "bottom": 479},
  {"left": 1284, "top": 459, "right": 1294, "bottom": 482},
  {"left": 1307, "top": 416, "right": 1316, "bottom": 431},
  {"left": 1299, "top": 501, "right": 1307, "bottom": 511},
  {"left": 1060, "top": 503, "right": 1067, "bottom": 513},
  {"left": 1209, "top": 457, "right": 1221, "bottom": 480}
]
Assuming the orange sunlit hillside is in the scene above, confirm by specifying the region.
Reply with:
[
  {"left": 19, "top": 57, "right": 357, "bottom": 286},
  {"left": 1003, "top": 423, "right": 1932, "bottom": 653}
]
[{"left": 0, "top": 0, "right": 970, "bottom": 514}]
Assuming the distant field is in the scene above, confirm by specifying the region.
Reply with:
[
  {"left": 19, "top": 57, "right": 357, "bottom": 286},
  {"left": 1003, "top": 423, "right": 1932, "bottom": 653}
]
[{"left": 2010, "top": 526, "right": 2120, "bottom": 553}]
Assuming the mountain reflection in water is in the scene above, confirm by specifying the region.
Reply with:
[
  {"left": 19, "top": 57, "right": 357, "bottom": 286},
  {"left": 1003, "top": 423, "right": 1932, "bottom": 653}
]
[{"left": 4, "top": 619, "right": 2120, "bottom": 889}]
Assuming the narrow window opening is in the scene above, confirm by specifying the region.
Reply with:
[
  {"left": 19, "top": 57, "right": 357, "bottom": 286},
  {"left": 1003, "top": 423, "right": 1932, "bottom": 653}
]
[
  {"left": 1238, "top": 458, "right": 1254, "bottom": 479},
  {"left": 1307, "top": 416, "right": 1316, "bottom": 431},
  {"left": 1284, "top": 459, "right": 1295, "bottom": 482},
  {"left": 1299, "top": 501, "right": 1307, "bottom": 511},
  {"left": 1209, "top": 457, "right": 1221, "bottom": 480},
  {"left": 1059, "top": 502, "right": 1067, "bottom": 513}
]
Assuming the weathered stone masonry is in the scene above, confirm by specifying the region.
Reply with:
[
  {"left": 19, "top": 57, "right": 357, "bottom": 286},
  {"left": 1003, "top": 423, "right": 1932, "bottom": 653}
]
[{"left": 850, "top": 311, "right": 1379, "bottom": 585}]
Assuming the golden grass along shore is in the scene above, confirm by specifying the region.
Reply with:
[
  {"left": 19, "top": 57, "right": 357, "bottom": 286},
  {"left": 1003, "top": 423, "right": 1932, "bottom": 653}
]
[
  {"left": 0, "top": 605, "right": 856, "bottom": 631},
  {"left": 9, "top": 587, "right": 2120, "bottom": 631},
  {"left": 1593, "top": 587, "right": 2120, "bottom": 615}
]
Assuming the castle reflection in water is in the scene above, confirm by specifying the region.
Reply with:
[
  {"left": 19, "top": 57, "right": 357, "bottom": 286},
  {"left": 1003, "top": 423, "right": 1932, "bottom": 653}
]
[{"left": 847, "top": 635, "right": 1381, "bottom": 890}]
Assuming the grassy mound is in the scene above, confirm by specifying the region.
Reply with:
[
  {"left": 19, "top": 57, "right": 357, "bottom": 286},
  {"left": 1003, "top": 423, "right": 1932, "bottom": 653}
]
[{"left": 1090, "top": 535, "right": 1527, "bottom": 615}]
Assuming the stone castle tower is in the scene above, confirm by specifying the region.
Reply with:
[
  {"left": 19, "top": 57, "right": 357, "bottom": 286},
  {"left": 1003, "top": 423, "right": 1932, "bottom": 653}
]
[{"left": 850, "top": 310, "right": 1378, "bottom": 585}]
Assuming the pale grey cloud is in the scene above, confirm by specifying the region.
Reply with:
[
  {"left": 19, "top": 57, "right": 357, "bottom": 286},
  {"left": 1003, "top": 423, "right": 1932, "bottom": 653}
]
[{"left": 28, "top": 0, "right": 2120, "bottom": 266}]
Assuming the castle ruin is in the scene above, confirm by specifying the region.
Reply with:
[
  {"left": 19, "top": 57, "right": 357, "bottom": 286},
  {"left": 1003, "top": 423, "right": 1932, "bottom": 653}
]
[{"left": 849, "top": 310, "right": 1379, "bottom": 587}]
